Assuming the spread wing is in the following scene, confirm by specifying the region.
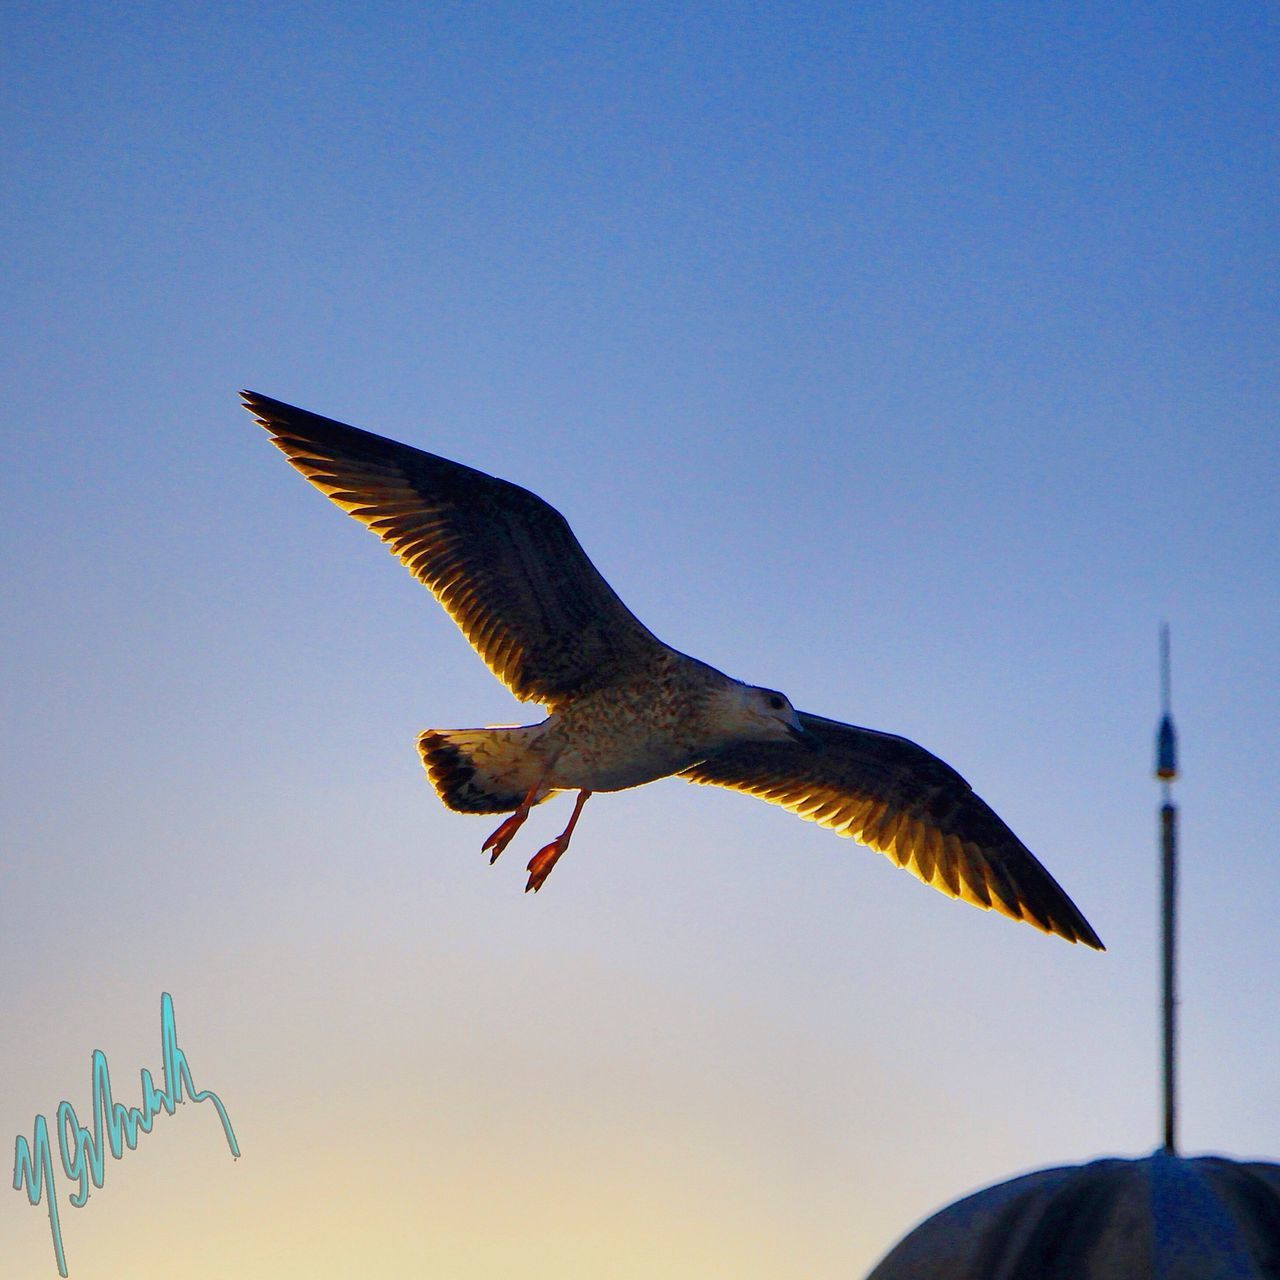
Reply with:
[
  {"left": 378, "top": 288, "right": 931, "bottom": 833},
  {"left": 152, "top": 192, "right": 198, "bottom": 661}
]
[
  {"left": 681, "top": 711, "right": 1103, "bottom": 948},
  {"left": 242, "top": 391, "right": 669, "bottom": 704}
]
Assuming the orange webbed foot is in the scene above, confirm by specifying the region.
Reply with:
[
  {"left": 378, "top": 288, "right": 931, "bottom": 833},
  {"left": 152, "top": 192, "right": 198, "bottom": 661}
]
[
  {"left": 523, "top": 789, "right": 591, "bottom": 892},
  {"left": 482, "top": 809, "right": 529, "bottom": 863},
  {"left": 525, "top": 837, "right": 569, "bottom": 893}
]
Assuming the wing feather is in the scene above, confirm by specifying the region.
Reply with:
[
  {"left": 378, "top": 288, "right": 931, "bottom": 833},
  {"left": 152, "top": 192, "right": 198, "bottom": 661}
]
[
  {"left": 243, "top": 391, "right": 668, "bottom": 704},
  {"left": 681, "top": 711, "right": 1103, "bottom": 948}
]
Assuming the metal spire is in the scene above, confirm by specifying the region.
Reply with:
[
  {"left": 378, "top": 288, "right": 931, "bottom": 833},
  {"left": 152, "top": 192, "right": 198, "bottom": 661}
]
[{"left": 1155, "top": 623, "right": 1179, "bottom": 1153}]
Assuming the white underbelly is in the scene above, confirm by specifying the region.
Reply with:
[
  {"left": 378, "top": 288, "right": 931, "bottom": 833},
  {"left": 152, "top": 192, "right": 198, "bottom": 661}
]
[{"left": 548, "top": 738, "right": 698, "bottom": 793}]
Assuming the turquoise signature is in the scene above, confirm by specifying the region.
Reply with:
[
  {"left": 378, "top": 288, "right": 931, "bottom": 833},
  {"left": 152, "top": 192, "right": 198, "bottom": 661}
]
[{"left": 12, "top": 992, "right": 239, "bottom": 1277}]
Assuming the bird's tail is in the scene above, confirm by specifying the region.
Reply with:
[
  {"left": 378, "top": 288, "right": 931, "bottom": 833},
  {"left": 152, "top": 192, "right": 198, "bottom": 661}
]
[{"left": 417, "top": 726, "right": 551, "bottom": 814}]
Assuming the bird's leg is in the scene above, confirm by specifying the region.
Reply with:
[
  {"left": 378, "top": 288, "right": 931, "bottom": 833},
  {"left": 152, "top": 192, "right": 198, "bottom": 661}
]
[
  {"left": 482, "top": 779, "right": 545, "bottom": 864},
  {"left": 525, "top": 790, "right": 592, "bottom": 893}
]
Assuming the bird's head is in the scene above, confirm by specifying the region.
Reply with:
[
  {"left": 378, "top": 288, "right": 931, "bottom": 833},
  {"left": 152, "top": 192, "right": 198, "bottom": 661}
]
[{"left": 712, "top": 682, "right": 816, "bottom": 748}]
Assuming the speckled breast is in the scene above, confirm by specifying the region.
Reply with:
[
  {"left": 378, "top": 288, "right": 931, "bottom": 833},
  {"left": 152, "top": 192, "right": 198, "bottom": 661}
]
[{"left": 543, "top": 652, "right": 727, "bottom": 793}]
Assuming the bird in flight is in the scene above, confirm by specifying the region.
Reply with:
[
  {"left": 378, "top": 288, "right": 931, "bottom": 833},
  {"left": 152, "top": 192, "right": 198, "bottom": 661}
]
[{"left": 242, "top": 392, "right": 1102, "bottom": 949}]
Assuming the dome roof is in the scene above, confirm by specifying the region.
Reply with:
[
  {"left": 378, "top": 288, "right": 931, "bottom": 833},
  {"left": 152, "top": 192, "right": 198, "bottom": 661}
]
[{"left": 867, "top": 1151, "right": 1280, "bottom": 1280}]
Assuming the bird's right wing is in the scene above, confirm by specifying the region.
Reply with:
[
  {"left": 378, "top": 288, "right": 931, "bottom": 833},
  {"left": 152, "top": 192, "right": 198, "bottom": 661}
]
[
  {"left": 242, "top": 391, "right": 669, "bottom": 704},
  {"left": 681, "top": 711, "right": 1103, "bottom": 948}
]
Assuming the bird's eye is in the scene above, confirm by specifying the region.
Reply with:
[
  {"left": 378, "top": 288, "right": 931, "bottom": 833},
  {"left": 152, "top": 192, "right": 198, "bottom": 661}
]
[{"left": 767, "top": 694, "right": 784, "bottom": 711}]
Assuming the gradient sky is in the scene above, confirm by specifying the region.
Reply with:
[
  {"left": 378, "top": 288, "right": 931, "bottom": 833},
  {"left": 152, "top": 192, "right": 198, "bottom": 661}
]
[{"left": 3, "top": 3, "right": 1277, "bottom": 1276}]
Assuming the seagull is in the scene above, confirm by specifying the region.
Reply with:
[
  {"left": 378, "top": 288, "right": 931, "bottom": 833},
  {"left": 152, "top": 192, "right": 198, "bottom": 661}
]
[{"left": 242, "top": 391, "right": 1103, "bottom": 949}]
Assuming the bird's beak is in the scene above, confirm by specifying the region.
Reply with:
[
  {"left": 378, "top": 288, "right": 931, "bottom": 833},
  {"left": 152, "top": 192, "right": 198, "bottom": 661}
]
[{"left": 787, "top": 721, "right": 820, "bottom": 750}]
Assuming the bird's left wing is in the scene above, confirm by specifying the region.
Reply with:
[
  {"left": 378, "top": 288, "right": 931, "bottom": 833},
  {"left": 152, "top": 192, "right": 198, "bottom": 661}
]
[
  {"left": 680, "top": 711, "right": 1103, "bottom": 948},
  {"left": 242, "top": 391, "right": 670, "bottom": 704}
]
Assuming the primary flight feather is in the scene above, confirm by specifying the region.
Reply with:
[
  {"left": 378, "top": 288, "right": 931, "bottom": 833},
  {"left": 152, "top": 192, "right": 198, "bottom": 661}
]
[{"left": 242, "top": 391, "right": 1103, "bottom": 949}]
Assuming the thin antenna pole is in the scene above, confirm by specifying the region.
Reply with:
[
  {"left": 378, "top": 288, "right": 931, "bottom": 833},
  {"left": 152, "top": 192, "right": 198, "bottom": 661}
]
[
  {"left": 1160, "top": 799, "right": 1178, "bottom": 1151},
  {"left": 1155, "top": 623, "right": 1179, "bottom": 1153},
  {"left": 1160, "top": 625, "right": 1172, "bottom": 722}
]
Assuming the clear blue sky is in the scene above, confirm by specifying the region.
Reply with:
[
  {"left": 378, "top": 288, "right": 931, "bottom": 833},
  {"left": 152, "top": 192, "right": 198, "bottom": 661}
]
[{"left": 3, "top": 4, "right": 1277, "bottom": 1276}]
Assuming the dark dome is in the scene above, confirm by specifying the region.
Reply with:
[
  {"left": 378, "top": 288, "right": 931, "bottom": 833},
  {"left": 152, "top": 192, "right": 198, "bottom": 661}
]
[{"left": 867, "top": 1151, "right": 1280, "bottom": 1279}]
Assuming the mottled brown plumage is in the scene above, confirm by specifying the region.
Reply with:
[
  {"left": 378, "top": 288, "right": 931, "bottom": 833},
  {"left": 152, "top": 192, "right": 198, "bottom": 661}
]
[{"left": 242, "top": 390, "right": 1103, "bottom": 947}]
